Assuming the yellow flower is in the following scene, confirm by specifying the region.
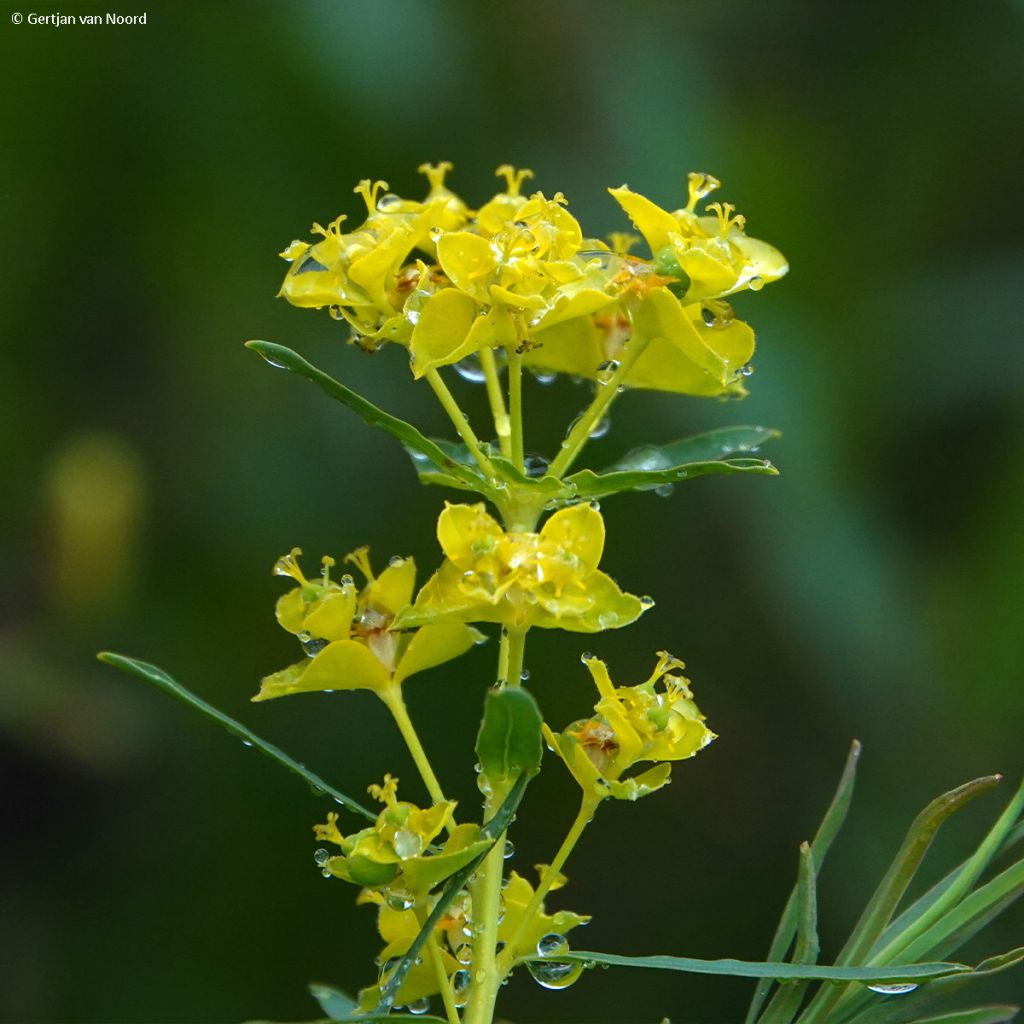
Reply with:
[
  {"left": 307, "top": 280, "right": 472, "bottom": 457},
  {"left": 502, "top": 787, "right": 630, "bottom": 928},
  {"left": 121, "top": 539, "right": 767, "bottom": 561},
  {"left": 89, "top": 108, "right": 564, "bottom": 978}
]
[
  {"left": 277, "top": 166, "right": 471, "bottom": 333},
  {"left": 395, "top": 502, "right": 648, "bottom": 634},
  {"left": 543, "top": 652, "right": 715, "bottom": 801},
  {"left": 407, "top": 166, "right": 619, "bottom": 376},
  {"left": 609, "top": 172, "right": 788, "bottom": 302},
  {"left": 315, "top": 775, "right": 487, "bottom": 895},
  {"left": 254, "top": 546, "right": 483, "bottom": 701},
  {"left": 497, "top": 869, "right": 590, "bottom": 963}
]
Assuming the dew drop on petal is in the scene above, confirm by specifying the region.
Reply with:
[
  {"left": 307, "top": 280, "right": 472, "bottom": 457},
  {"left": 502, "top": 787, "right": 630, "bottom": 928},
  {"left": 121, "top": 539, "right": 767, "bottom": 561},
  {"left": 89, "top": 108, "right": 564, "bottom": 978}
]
[{"left": 408, "top": 997, "right": 431, "bottom": 1015}]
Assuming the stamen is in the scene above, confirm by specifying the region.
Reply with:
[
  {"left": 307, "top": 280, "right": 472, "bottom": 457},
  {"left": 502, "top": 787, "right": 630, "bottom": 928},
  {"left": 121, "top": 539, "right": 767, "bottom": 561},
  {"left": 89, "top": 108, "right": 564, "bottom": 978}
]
[
  {"left": 344, "top": 545, "right": 376, "bottom": 582},
  {"left": 273, "top": 546, "right": 307, "bottom": 583},
  {"left": 705, "top": 201, "right": 746, "bottom": 238},
  {"left": 608, "top": 232, "right": 640, "bottom": 255},
  {"left": 418, "top": 161, "right": 453, "bottom": 191},
  {"left": 367, "top": 774, "right": 400, "bottom": 807},
  {"left": 321, "top": 554, "right": 336, "bottom": 584},
  {"left": 686, "top": 171, "right": 722, "bottom": 212},
  {"left": 311, "top": 214, "right": 347, "bottom": 239},
  {"left": 354, "top": 179, "right": 390, "bottom": 215},
  {"left": 495, "top": 164, "right": 535, "bottom": 196}
]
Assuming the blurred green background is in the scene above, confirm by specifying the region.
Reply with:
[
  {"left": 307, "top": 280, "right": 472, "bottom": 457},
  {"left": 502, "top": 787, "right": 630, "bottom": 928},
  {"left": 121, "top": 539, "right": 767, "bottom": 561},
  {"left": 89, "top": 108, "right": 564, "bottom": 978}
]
[{"left": 1, "top": 1, "right": 1022, "bottom": 1021}]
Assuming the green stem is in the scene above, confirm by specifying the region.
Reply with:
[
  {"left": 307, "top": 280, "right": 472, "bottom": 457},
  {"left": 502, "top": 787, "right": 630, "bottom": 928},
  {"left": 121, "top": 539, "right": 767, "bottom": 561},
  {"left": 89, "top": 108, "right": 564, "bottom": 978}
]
[
  {"left": 380, "top": 686, "right": 454, "bottom": 833},
  {"left": 496, "top": 793, "right": 601, "bottom": 978},
  {"left": 425, "top": 367, "right": 497, "bottom": 478},
  {"left": 507, "top": 348, "right": 524, "bottom": 471},
  {"left": 464, "top": 782, "right": 510, "bottom": 1024},
  {"left": 424, "top": 921, "right": 461, "bottom": 1024},
  {"left": 479, "top": 348, "right": 511, "bottom": 459},
  {"left": 505, "top": 628, "right": 526, "bottom": 688},
  {"left": 548, "top": 334, "right": 652, "bottom": 478}
]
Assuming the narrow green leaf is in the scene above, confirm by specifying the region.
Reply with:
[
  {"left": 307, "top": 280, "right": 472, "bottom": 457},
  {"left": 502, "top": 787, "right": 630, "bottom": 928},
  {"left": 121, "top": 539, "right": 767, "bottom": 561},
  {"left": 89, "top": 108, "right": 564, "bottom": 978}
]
[
  {"left": 907, "top": 1008, "right": 1019, "bottom": 1024},
  {"left": 746, "top": 740, "right": 862, "bottom": 1024},
  {"left": 540, "top": 951, "right": 968, "bottom": 983},
  {"left": 309, "top": 983, "right": 357, "bottom": 1020},
  {"left": 475, "top": 687, "right": 543, "bottom": 781},
  {"left": 374, "top": 774, "right": 530, "bottom": 1013},
  {"left": 245, "top": 341, "right": 484, "bottom": 492},
  {"left": 871, "top": 778, "right": 1024, "bottom": 965},
  {"left": 760, "top": 842, "right": 820, "bottom": 1024},
  {"left": 798, "top": 776, "right": 1002, "bottom": 1024},
  {"left": 608, "top": 426, "right": 781, "bottom": 469},
  {"left": 404, "top": 438, "right": 489, "bottom": 493},
  {"left": 565, "top": 457, "right": 777, "bottom": 501},
  {"left": 98, "top": 652, "right": 376, "bottom": 822}
]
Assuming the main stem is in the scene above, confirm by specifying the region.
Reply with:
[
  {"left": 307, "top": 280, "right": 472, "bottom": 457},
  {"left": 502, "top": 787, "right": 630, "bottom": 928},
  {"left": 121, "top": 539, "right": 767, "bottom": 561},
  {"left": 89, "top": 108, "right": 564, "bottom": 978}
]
[
  {"left": 548, "top": 334, "right": 652, "bottom": 478},
  {"left": 496, "top": 793, "right": 601, "bottom": 978},
  {"left": 380, "top": 686, "right": 455, "bottom": 834},
  {"left": 507, "top": 348, "right": 524, "bottom": 471}
]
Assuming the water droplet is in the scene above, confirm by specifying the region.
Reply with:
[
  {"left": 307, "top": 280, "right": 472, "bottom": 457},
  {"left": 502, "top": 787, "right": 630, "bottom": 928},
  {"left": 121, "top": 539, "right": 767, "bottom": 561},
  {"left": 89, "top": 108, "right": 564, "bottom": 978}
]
[
  {"left": 595, "top": 359, "right": 620, "bottom": 385},
  {"left": 654, "top": 483, "right": 675, "bottom": 498},
  {"left": 867, "top": 983, "right": 918, "bottom": 995},
  {"left": 639, "top": 595, "right": 655, "bottom": 609},
  {"left": 503, "top": 840, "right": 515, "bottom": 860},
  {"left": 527, "top": 957, "right": 583, "bottom": 990},
  {"left": 748, "top": 275, "right": 765, "bottom": 291},
  {"left": 389, "top": 555, "right": 405, "bottom": 567},
  {"left": 520, "top": 667, "right": 530, "bottom": 682},
  {"left": 589, "top": 414, "right": 611, "bottom": 439},
  {"left": 581, "top": 651, "right": 595, "bottom": 663},
  {"left": 454, "top": 354, "right": 488, "bottom": 383},
  {"left": 455, "top": 943, "right": 473, "bottom": 965},
  {"left": 408, "top": 997, "right": 430, "bottom": 1015},
  {"left": 393, "top": 829, "right": 423, "bottom": 860},
  {"left": 377, "top": 193, "right": 402, "bottom": 212},
  {"left": 429, "top": 226, "right": 443, "bottom": 241},
  {"left": 452, "top": 969, "right": 471, "bottom": 1005},
  {"left": 301, "top": 635, "right": 329, "bottom": 657},
  {"left": 531, "top": 368, "right": 557, "bottom": 385},
  {"left": 309, "top": 784, "right": 325, "bottom": 796},
  {"left": 537, "top": 933, "right": 568, "bottom": 957},
  {"left": 340, "top": 573, "right": 355, "bottom": 587},
  {"left": 701, "top": 307, "right": 716, "bottom": 327},
  {"left": 524, "top": 454, "right": 550, "bottom": 478},
  {"left": 313, "top": 848, "right": 330, "bottom": 866},
  {"left": 738, "top": 363, "right": 754, "bottom": 377},
  {"left": 320, "top": 868, "right": 332, "bottom": 878},
  {"left": 462, "top": 920, "right": 479, "bottom": 939},
  {"left": 386, "top": 892, "right": 415, "bottom": 911},
  {"left": 259, "top": 352, "right": 287, "bottom": 369},
  {"left": 241, "top": 739, "right": 253, "bottom": 748}
]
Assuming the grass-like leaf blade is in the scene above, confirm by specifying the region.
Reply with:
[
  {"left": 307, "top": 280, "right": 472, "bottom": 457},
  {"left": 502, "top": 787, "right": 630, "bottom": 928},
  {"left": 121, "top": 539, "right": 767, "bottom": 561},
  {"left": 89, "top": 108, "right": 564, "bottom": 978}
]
[
  {"left": 543, "top": 951, "right": 968, "bottom": 983},
  {"left": 97, "top": 652, "right": 376, "bottom": 822},
  {"left": 246, "top": 341, "right": 483, "bottom": 491},
  {"left": 760, "top": 842, "right": 820, "bottom": 1024},
  {"left": 797, "top": 775, "right": 1002, "bottom": 1024},
  {"left": 746, "top": 740, "right": 862, "bottom": 1023},
  {"left": 607, "top": 426, "right": 780, "bottom": 468},
  {"left": 566, "top": 457, "right": 777, "bottom": 500}
]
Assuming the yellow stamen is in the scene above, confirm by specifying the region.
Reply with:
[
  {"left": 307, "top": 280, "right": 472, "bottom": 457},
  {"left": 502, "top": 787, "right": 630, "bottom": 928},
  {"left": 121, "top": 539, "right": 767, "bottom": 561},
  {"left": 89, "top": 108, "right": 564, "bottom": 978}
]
[
  {"left": 608, "top": 231, "right": 641, "bottom": 255},
  {"left": 686, "top": 171, "right": 722, "bottom": 212},
  {"left": 311, "top": 214, "right": 346, "bottom": 238},
  {"left": 273, "top": 546, "right": 307, "bottom": 583},
  {"left": 353, "top": 178, "right": 390, "bottom": 215},
  {"left": 320, "top": 554, "right": 336, "bottom": 583},
  {"left": 367, "top": 773, "right": 400, "bottom": 807},
  {"left": 344, "top": 545, "right": 376, "bottom": 582},
  {"left": 706, "top": 201, "right": 746, "bottom": 238},
  {"left": 495, "top": 164, "right": 535, "bottom": 196},
  {"left": 418, "top": 161, "right": 453, "bottom": 192}
]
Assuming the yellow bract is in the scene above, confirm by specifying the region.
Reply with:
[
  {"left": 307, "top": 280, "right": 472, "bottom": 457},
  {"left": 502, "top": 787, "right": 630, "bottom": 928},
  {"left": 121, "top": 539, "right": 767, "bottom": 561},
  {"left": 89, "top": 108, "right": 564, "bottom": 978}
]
[
  {"left": 277, "top": 163, "right": 787, "bottom": 397},
  {"left": 254, "top": 546, "right": 482, "bottom": 701},
  {"left": 395, "top": 502, "right": 646, "bottom": 634},
  {"left": 545, "top": 652, "right": 715, "bottom": 801}
]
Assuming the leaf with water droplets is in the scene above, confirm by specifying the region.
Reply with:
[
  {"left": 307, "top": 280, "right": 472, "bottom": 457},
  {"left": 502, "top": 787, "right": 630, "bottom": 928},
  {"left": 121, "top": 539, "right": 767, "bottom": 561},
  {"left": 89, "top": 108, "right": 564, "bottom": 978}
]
[
  {"left": 245, "top": 341, "right": 485, "bottom": 493},
  {"left": 97, "top": 652, "right": 376, "bottom": 822},
  {"left": 475, "top": 687, "right": 544, "bottom": 782},
  {"left": 565, "top": 456, "right": 777, "bottom": 501}
]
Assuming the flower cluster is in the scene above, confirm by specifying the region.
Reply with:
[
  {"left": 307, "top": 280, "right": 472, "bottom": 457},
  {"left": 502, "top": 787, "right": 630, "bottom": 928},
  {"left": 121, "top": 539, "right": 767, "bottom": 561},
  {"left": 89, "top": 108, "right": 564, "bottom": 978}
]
[
  {"left": 395, "top": 502, "right": 647, "bottom": 634},
  {"left": 254, "top": 546, "right": 482, "bottom": 701},
  {"left": 544, "top": 652, "right": 715, "bottom": 801},
  {"left": 278, "top": 163, "right": 787, "bottom": 397}
]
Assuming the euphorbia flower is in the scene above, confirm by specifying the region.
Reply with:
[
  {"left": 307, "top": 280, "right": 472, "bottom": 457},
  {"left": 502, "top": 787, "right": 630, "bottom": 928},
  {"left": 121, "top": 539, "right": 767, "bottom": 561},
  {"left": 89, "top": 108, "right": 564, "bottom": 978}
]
[
  {"left": 254, "top": 546, "right": 482, "bottom": 701},
  {"left": 543, "top": 652, "right": 715, "bottom": 801},
  {"left": 609, "top": 172, "right": 788, "bottom": 303},
  {"left": 314, "top": 774, "right": 486, "bottom": 894},
  {"left": 395, "top": 503, "right": 647, "bottom": 634}
]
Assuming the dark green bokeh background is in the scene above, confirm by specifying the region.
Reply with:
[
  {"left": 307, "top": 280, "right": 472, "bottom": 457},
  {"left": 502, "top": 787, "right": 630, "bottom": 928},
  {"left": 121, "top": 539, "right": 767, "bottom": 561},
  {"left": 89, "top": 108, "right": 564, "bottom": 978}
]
[{"left": 2, "top": 2, "right": 1022, "bottom": 1021}]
